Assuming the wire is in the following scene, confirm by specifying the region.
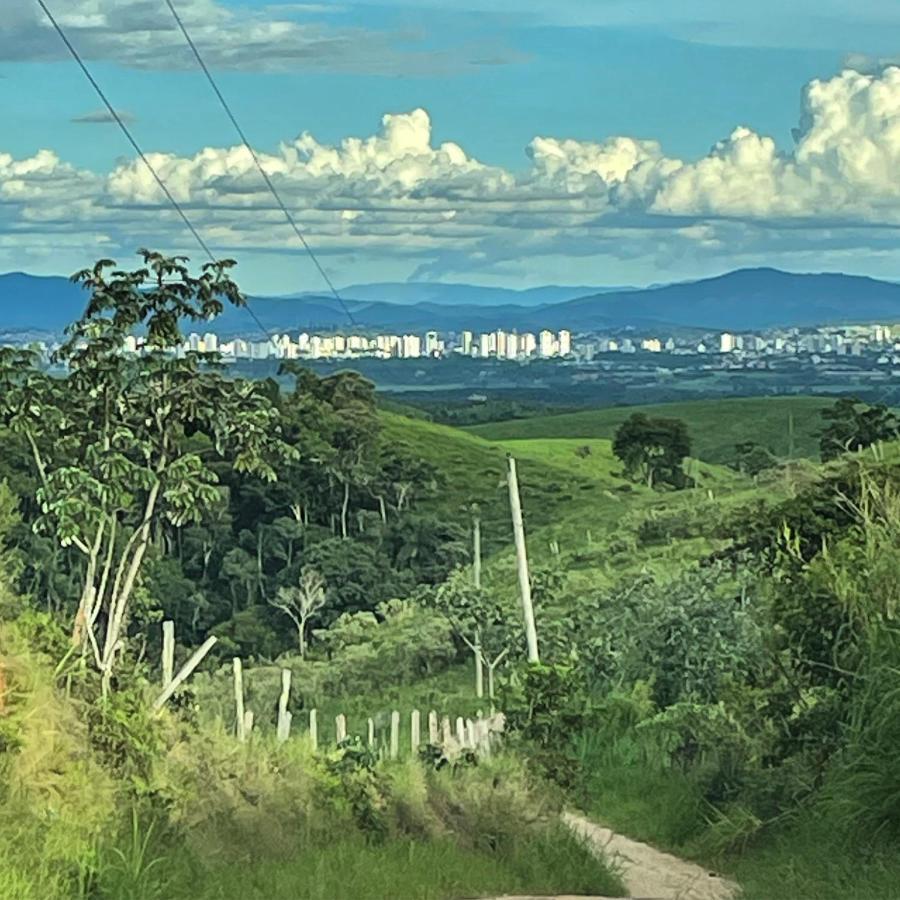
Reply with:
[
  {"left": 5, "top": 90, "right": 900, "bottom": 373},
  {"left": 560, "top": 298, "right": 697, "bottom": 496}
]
[
  {"left": 162, "top": 0, "right": 357, "bottom": 326},
  {"left": 35, "top": 0, "right": 279, "bottom": 348}
]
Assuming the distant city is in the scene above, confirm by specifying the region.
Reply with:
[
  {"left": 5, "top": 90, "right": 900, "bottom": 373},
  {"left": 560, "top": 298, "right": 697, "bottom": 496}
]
[
  {"left": 9, "top": 323, "right": 900, "bottom": 368},
  {"left": 168, "top": 322, "right": 896, "bottom": 363},
  {"left": 126, "top": 328, "right": 575, "bottom": 361}
]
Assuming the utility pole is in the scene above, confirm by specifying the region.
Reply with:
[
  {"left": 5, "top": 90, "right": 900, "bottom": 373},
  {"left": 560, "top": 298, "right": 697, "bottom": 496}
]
[
  {"left": 472, "top": 512, "right": 484, "bottom": 698},
  {"left": 506, "top": 455, "right": 539, "bottom": 663}
]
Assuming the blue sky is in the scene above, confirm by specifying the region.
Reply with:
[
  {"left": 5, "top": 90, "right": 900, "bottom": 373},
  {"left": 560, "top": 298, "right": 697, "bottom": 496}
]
[{"left": 2, "top": 0, "right": 900, "bottom": 293}]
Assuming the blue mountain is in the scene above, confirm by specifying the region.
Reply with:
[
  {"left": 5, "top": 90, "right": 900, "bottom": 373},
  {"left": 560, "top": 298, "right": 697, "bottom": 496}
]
[{"left": 3, "top": 267, "right": 900, "bottom": 335}]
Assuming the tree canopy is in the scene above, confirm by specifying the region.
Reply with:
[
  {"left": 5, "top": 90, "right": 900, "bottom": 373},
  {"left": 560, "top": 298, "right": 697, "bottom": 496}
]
[{"left": 612, "top": 413, "right": 692, "bottom": 489}]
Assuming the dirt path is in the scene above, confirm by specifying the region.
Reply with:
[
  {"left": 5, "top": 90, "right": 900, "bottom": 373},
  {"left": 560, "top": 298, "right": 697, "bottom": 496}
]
[
  {"left": 477, "top": 812, "right": 738, "bottom": 900},
  {"left": 562, "top": 812, "right": 738, "bottom": 900}
]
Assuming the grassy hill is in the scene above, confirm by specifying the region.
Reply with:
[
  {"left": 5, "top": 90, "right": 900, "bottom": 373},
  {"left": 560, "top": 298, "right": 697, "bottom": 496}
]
[
  {"left": 464, "top": 396, "right": 836, "bottom": 464},
  {"left": 380, "top": 409, "right": 768, "bottom": 604},
  {"left": 379, "top": 412, "right": 638, "bottom": 554}
]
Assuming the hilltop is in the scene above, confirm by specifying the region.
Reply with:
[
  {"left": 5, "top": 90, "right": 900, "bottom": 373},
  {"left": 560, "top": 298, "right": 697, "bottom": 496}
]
[{"left": 465, "top": 396, "right": 836, "bottom": 464}]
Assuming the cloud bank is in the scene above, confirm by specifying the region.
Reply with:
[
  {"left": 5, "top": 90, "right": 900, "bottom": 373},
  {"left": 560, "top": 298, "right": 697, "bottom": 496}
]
[
  {"left": 3, "top": 68, "right": 900, "bottom": 283},
  {"left": 4, "top": 0, "right": 520, "bottom": 74}
]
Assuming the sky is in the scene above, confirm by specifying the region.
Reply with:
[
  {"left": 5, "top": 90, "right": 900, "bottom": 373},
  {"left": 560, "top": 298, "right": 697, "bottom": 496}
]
[{"left": 2, "top": 0, "right": 900, "bottom": 293}]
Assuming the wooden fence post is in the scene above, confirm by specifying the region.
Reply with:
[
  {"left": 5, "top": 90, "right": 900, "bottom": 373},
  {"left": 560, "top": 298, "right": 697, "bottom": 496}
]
[
  {"left": 455, "top": 716, "right": 466, "bottom": 747},
  {"left": 507, "top": 455, "right": 540, "bottom": 662},
  {"left": 161, "top": 620, "right": 175, "bottom": 689},
  {"left": 233, "top": 657, "right": 246, "bottom": 742},
  {"left": 309, "top": 708, "right": 318, "bottom": 750},
  {"left": 428, "top": 710, "right": 439, "bottom": 744},
  {"left": 367, "top": 717, "right": 375, "bottom": 748},
  {"left": 441, "top": 716, "right": 452, "bottom": 746},
  {"left": 243, "top": 709, "right": 254, "bottom": 739},
  {"left": 151, "top": 635, "right": 217, "bottom": 713},
  {"left": 276, "top": 668, "right": 292, "bottom": 743},
  {"left": 410, "top": 709, "right": 421, "bottom": 754},
  {"left": 390, "top": 710, "right": 400, "bottom": 760},
  {"left": 335, "top": 713, "right": 347, "bottom": 744},
  {"left": 466, "top": 718, "right": 475, "bottom": 749}
]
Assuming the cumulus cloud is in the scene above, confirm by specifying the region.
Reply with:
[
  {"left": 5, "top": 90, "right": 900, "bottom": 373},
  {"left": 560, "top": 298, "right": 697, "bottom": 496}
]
[
  {"left": 4, "top": 68, "right": 900, "bottom": 282},
  {"left": 4, "top": 0, "right": 521, "bottom": 74}
]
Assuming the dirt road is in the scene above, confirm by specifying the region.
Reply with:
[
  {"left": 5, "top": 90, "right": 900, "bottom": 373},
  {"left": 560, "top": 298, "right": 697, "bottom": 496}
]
[{"left": 479, "top": 811, "right": 738, "bottom": 900}]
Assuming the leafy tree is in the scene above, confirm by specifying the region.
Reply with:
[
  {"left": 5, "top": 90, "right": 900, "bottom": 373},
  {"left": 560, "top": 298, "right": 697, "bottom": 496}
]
[
  {"left": 612, "top": 413, "right": 691, "bottom": 489},
  {"left": 429, "top": 569, "right": 515, "bottom": 700},
  {"left": 820, "top": 397, "right": 899, "bottom": 461},
  {"left": 269, "top": 566, "right": 327, "bottom": 658},
  {"left": 733, "top": 441, "right": 778, "bottom": 477},
  {"left": 0, "top": 251, "right": 294, "bottom": 691}
]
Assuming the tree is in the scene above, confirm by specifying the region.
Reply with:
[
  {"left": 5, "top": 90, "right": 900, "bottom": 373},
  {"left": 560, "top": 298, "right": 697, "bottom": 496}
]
[
  {"left": 269, "top": 566, "right": 327, "bottom": 658},
  {"left": 820, "top": 397, "right": 899, "bottom": 461},
  {"left": 429, "top": 569, "right": 515, "bottom": 701},
  {"left": 0, "top": 251, "right": 295, "bottom": 692},
  {"left": 612, "top": 413, "right": 691, "bottom": 489},
  {"left": 733, "top": 441, "right": 778, "bottom": 477}
]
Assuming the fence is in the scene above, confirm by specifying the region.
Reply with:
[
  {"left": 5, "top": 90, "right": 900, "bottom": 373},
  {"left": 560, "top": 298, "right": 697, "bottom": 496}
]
[{"left": 153, "top": 622, "right": 503, "bottom": 759}]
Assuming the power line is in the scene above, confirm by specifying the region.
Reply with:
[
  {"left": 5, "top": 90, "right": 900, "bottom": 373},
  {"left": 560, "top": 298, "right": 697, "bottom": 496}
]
[
  {"left": 162, "top": 0, "right": 357, "bottom": 326},
  {"left": 35, "top": 0, "right": 278, "bottom": 347}
]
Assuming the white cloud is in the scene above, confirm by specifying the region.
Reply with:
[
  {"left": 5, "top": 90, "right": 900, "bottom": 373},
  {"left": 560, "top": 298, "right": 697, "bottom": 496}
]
[{"left": 4, "top": 69, "right": 900, "bottom": 284}]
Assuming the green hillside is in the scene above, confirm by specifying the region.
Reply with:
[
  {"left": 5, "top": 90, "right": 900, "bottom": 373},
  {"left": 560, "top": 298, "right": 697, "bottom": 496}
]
[
  {"left": 380, "top": 411, "right": 765, "bottom": 603},
  {"left": 379, "top": 412, "right": 640, "bottom": 553},
  {"left": 464, "top": 396, "right": 836, "bottom": 463}
]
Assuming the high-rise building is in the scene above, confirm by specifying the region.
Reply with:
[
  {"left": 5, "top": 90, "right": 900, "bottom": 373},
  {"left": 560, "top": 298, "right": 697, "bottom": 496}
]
[
  {"left": 539, "top": 330, "right": 555, "bottom": 358},
  {"left": 559, "top": 330, "right": 572, "bottom": 356},
  {"left": 460, "top": 330, "right": 473, "bottom": 356},
  {"left": 402, "top": 334, "right": 422, "bottom": 358},
  {"left": 479, "top": 333, "right": 493, "bottom": 357},
  {"left": 203, "top": 332, "right": 219, "bottom": 353},
  {"left": 720, "top": 333, "right": 736, "bottom": 353},
  {"left": 425, "top": 331, "right": 440, "bottom": 356}
]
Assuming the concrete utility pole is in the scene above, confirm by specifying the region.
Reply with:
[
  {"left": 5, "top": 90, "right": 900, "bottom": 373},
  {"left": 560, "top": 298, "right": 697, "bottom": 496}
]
[
  {"left": 506, "top": 455, "right": 539, "bottom": 663},
  {"left": 473, "top": 514, "right": 484, "bottom": 699}
]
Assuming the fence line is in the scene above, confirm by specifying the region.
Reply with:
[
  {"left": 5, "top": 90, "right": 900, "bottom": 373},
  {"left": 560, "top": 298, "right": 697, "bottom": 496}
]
[{"left": 152, "top": 625, "right": 502, "bottom": 758}]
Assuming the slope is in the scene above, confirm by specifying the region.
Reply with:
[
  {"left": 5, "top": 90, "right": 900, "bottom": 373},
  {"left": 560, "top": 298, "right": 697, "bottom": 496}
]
[
  {"left": 464, "top": 396, "right": 834, "bottom": 464},
  {"left": 543, "top": 267, "right": 900, "bottom": 330}
]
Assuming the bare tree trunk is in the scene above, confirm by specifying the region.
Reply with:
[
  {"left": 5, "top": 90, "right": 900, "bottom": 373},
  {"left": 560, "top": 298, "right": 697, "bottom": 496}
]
[
  {"left": 341, "top": 481, "right": 350, "bottom": 539},
  {"left": 474, "top": 633, "right": 484, "bottom": 699},
  {"left": 298, "top": 616, "right": 307, "bottom": 659}
]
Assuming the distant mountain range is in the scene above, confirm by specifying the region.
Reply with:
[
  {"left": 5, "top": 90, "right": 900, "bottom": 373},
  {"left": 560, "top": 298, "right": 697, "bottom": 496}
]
[
  {"left": 325, "top": 282, "right": 625, "bottom": 307},
  {"left": 2, "top": 268, "right": 900, "bottom": 337}
]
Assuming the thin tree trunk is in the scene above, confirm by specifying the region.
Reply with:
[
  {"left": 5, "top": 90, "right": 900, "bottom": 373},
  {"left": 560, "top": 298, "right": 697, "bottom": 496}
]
[
  {"left": 474, "top": 634, "right": 484, "bottom": 699},
  {"left": 341, "top": 481, "right": 350, "bottom": 539}
]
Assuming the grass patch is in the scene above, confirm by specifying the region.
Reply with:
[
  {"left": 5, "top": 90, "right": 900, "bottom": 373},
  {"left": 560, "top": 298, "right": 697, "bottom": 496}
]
[
  {"left": 162, "top": 828, "right": 624, "bottom": 900},
  {"left": 464, "top": 396, "right": 836, "bottom": 463},
  {"left": 729, "top": 814, "right": 900, "bottom": 900}
]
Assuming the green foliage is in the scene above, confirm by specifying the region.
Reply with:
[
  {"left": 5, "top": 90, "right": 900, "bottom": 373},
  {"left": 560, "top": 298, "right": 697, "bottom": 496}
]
[
  {"left": 820, "top": 396, "right": 899, "bottom": 461},
  {"left": 733, "top": 440, "right": 779, "bottom": 476},
  {"left": 613, "top": 413, "right": 692, "bottom": 489},
  {"left": 502, "top": 663, "right": 594, "bottom": 785}
]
